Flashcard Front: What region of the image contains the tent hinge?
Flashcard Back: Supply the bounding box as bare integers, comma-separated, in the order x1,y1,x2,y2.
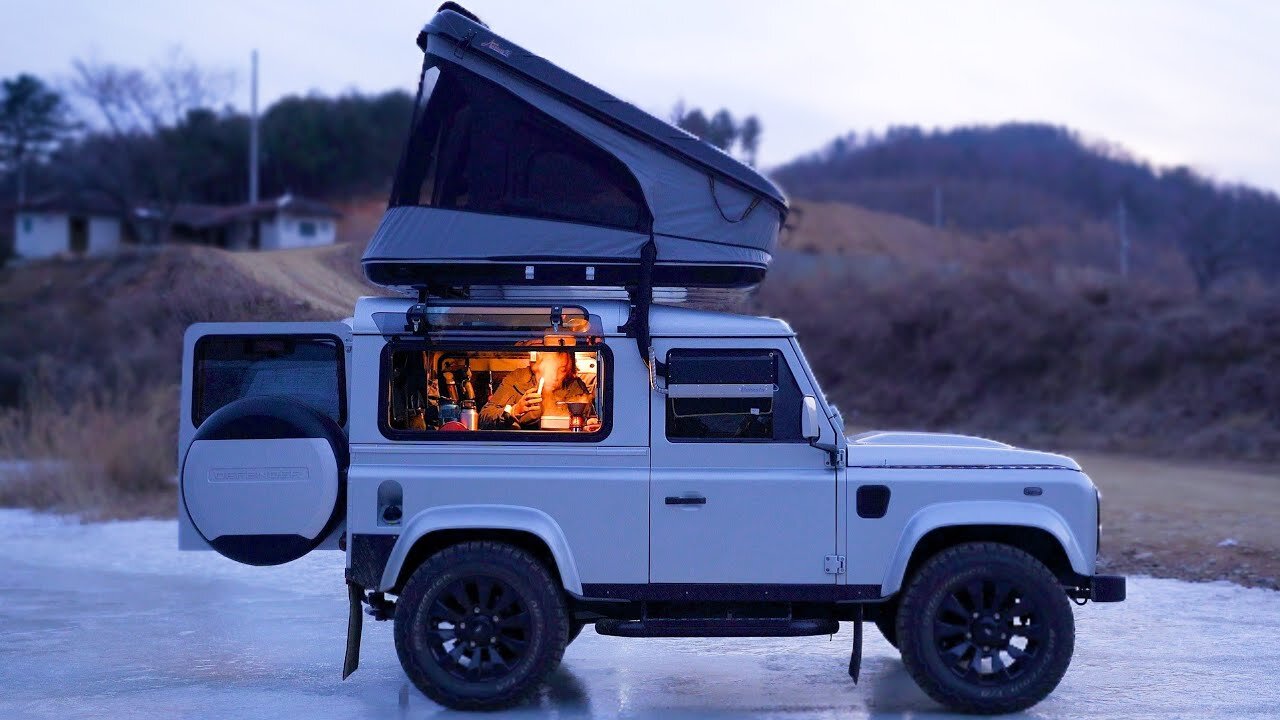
454,29,477,59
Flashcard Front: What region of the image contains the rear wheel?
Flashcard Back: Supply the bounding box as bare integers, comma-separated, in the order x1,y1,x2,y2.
897,542,1074,714
394,541,568,710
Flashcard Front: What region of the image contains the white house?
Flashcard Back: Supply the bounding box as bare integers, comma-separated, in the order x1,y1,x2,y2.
10,192,340,261
168,194,341,251
12,192,123,260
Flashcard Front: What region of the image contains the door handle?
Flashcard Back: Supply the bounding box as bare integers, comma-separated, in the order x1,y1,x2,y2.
665,495,706,505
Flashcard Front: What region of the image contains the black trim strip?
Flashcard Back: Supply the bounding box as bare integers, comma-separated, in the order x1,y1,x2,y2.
579,583,882,603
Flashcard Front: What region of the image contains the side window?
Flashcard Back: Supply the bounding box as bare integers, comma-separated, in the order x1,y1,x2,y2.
193,335,345,427
665,348,805,442
382,343,609,440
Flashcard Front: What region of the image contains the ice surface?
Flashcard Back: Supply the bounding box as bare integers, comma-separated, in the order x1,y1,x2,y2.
1,509,1278,719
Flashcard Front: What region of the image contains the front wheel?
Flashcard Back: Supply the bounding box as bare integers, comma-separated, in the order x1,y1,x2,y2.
897,542,1075,715
394,541,569,711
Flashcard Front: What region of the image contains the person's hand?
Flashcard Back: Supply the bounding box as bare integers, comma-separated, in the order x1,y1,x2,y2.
512,388,541,416
584,417,601,432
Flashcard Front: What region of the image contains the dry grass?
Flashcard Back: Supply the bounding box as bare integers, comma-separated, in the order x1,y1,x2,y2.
0,381,176,519
753,264,1280,461
0,245,327,518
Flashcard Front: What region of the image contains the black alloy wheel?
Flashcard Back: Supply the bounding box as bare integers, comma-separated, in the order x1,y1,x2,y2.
394,541,568,710
897,542,1075,714
425,575,531,682
932,576,1045,683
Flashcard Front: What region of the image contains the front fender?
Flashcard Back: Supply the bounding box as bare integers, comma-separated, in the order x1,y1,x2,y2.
378,504,583,594
880,501,1092,596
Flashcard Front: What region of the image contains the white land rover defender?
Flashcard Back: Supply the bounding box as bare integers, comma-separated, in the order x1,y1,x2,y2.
177,4,1125,715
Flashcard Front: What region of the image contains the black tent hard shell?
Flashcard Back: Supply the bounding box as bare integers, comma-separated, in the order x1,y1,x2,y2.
362,4,788,294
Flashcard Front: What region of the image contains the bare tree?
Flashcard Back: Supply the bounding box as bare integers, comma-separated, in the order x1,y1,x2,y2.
65,49,234,243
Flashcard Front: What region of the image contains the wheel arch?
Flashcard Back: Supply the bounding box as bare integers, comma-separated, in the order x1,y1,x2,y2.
881,502,1092,596
379,505,582,595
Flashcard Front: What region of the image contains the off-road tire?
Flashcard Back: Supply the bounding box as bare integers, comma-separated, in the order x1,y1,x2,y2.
897,542,1074,715
873,598,900,650
394,541,568,711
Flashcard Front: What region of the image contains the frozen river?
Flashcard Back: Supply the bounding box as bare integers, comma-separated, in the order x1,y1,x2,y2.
2,510,1278,719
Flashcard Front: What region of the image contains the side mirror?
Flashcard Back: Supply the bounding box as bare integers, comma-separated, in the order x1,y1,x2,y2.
802,395,821,440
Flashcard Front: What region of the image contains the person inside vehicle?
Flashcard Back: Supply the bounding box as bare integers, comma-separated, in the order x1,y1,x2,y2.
480,351,599,431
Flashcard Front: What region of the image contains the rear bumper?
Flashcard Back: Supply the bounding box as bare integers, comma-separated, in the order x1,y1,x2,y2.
1090,574,1127,602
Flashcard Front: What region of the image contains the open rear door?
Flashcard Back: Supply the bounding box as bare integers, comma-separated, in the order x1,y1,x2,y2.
178,322,351,566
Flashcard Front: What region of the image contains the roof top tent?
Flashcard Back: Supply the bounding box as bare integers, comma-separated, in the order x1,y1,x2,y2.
361,3,788,297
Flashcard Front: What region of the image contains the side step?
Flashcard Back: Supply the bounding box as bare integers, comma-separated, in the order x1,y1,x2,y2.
595,617,839,638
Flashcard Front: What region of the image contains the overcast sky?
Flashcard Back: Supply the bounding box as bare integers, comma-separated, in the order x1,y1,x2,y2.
3,1,1278,191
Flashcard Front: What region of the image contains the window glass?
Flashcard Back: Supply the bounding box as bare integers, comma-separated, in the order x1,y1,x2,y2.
390,59,650,232
385,344,606,437
299,221,317,237
665,349,804,442
22,217,33,234
193,336,344,426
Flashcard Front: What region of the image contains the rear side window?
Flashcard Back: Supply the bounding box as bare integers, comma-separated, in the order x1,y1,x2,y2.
665,349,804,442
193,335,345,427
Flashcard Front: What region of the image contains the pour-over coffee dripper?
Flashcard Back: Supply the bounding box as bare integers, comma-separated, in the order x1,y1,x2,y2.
559,396,594,432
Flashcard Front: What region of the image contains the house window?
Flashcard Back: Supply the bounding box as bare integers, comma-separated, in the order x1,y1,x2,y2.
21,217,33,234
381,343,609,441
299,221,317,237
665,348,805,442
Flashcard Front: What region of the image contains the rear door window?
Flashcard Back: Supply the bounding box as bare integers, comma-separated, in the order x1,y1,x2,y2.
192,335,346,427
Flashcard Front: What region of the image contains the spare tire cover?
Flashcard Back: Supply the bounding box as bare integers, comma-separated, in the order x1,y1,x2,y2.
182,396,348,566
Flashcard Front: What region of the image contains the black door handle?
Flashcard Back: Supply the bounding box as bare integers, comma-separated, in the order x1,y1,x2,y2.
665,495,706,505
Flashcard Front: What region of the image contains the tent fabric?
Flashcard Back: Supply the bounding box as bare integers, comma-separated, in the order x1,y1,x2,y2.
362,6,787,292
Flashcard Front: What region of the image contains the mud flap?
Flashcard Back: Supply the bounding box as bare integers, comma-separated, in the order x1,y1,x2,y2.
847,606,863,683
343,582,363,679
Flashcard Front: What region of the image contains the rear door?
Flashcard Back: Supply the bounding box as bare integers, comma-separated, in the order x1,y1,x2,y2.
178,322,351,564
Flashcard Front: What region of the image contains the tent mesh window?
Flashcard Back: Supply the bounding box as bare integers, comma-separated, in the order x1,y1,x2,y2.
392,60,651,233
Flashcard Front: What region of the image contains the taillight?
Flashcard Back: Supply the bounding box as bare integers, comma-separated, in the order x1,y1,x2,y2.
1095,487,1103,555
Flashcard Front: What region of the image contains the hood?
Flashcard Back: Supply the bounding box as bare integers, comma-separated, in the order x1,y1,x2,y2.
845,431,1081,470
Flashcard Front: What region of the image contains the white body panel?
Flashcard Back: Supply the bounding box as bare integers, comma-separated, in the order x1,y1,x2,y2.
180,297,1104,601
377,504,584,593
346,329,650,587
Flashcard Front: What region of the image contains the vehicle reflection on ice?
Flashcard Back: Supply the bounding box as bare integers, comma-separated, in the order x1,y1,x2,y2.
1,510,1277,719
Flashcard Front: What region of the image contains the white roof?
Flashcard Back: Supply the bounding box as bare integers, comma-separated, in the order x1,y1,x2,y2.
351,296,792,338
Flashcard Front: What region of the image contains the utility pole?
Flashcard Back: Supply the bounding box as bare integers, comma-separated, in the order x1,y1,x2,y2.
248,50,260,205
1116,200,1129,279
933,184,943,229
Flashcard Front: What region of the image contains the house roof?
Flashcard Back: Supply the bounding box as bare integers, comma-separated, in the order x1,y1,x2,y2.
145,194,344,230
17,191,122,217
19,192,342,231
